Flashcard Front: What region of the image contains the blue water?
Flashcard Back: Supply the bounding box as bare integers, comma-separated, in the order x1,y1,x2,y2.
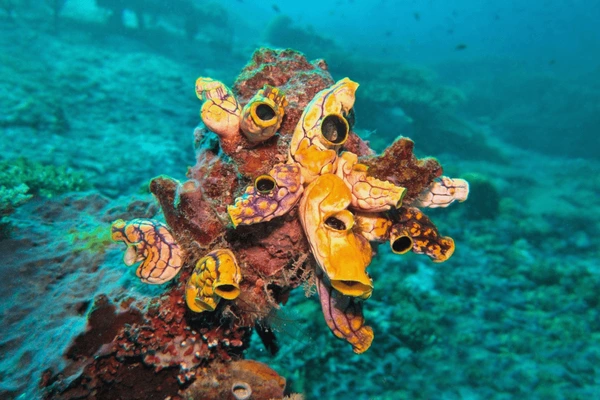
233,0,600,68
1,1,599,399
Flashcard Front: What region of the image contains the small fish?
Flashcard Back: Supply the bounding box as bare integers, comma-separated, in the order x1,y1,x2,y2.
413,12,420,21
385,30,393,37
548,59,556,65
272,4,281,13
455,43,467,50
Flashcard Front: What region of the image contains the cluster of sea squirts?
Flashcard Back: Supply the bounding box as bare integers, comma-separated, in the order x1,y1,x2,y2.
111,71,469,354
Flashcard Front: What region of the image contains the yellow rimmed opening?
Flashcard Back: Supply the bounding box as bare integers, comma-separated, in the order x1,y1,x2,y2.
250,101,278,127
390,233,413,254
320,113,349,145
254,174,277,194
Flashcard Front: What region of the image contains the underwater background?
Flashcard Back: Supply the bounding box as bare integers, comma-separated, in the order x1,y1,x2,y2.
1,0,599,399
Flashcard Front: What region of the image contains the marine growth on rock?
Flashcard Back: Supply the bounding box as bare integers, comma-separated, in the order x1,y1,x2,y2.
64,48,469,398
120,48,469,352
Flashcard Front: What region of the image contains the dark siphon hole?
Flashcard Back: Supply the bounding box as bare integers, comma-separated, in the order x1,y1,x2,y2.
255,103,276,121
256,177,275,193
392,236,413,253
325,216,346,230
217,284,235,292
321,114,348,144
340,280,358,287
233,383,248,391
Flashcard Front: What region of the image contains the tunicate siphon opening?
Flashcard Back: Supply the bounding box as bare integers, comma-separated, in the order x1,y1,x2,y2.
217,284,235,292
332,279,373,299
192,296,218,312
321,113,349,145
325,216,346,230
324,210,354,232
215,283,240,300
254,175,276,193
391,235,413,254
255,103,276,121
232,381,252,400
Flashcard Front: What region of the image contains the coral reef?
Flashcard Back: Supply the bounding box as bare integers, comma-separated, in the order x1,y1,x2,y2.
0,157,89,200
43,48,467,398
0,183,30,218
3,7,598,398
0,157,90,236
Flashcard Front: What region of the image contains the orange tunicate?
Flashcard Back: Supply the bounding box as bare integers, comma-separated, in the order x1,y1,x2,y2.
111,218,183,284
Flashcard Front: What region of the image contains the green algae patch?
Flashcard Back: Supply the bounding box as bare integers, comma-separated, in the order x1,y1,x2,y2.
68,224,113,256
0,157,91,237
0,157,91,214
0,157,90,199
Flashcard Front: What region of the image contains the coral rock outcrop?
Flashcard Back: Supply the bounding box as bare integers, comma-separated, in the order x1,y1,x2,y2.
45,47,468,399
